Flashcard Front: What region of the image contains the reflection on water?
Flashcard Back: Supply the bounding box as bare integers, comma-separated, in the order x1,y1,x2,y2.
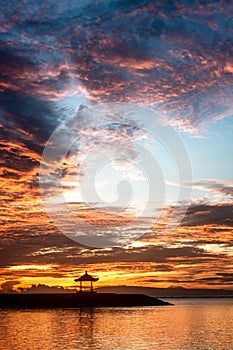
0,299,232,350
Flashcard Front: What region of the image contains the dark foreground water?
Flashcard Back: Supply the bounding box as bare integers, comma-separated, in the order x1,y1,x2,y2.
0,298,232,350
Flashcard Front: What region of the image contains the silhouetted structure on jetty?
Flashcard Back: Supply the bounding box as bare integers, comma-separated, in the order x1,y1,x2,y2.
74,271,99,293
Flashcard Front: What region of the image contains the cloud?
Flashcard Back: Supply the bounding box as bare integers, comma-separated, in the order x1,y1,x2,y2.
182,202,233,226
17,284,74,294
0,1,232,132
0,280,20,293
180,179,233,197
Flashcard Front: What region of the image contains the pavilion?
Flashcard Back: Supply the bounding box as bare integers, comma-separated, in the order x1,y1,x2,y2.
74,271,99,293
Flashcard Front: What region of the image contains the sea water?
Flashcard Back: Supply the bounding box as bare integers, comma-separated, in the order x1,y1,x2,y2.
0,298,232,349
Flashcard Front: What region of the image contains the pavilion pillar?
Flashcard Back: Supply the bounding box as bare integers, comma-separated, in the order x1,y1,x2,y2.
91,281,93,292
80,281,82,292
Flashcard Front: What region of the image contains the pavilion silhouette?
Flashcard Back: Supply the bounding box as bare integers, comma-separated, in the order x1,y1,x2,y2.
74,271,99,293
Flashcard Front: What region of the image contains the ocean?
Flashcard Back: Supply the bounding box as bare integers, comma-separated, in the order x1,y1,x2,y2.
0,298,232,349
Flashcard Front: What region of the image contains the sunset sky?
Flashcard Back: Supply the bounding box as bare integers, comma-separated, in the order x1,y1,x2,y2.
0,0,232,292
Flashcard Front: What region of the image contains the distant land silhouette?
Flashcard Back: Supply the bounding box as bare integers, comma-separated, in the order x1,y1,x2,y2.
97,286,233,298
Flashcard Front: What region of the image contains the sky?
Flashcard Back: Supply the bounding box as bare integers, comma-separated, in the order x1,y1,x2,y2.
0,0,232,292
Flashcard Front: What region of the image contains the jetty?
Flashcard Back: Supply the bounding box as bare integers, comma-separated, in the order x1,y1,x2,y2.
0,292,171,308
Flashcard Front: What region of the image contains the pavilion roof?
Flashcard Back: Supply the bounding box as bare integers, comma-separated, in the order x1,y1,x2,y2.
74,271,99,282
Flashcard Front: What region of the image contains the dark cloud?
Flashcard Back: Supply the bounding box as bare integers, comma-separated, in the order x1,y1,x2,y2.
197,274,233,284
216,272,233,283
0,90,63,140
182,203,233,226
0,280,20,293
